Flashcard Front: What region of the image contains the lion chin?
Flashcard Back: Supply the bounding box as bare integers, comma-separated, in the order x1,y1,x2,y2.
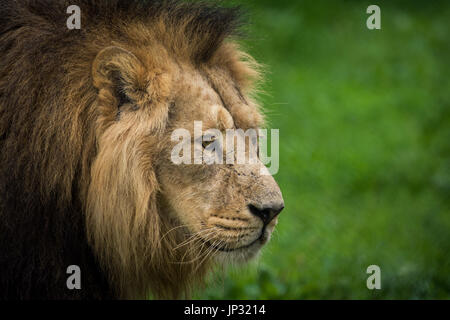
0,0,284,300
212,226,276,264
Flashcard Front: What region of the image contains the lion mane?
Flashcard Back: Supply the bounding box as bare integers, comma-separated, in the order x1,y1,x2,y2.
0,0,259,299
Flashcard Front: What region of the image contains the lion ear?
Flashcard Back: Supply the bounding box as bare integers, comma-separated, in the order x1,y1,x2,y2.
92,46,146,107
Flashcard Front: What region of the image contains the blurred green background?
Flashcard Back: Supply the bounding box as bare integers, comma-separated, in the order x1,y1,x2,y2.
195,0,450,299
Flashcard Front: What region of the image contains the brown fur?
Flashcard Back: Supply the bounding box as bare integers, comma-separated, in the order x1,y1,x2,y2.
0,0,283,299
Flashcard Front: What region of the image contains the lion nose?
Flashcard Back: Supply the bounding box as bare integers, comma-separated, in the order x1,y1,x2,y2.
248,202,284,225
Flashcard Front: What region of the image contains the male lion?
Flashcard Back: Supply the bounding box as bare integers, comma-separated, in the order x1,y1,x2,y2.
0,0,284,299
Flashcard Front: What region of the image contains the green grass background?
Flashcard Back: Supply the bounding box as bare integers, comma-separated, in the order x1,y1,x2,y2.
195,0,450,299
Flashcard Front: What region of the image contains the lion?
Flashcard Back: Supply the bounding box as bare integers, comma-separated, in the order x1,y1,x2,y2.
0,0,284,299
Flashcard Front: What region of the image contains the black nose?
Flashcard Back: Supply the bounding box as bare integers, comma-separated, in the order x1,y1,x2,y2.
248,203,284,225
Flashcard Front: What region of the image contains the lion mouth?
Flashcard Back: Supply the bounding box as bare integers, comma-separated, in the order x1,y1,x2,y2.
199,229,268,252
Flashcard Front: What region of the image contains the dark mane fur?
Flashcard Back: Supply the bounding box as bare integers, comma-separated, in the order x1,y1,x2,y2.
0,0,244,62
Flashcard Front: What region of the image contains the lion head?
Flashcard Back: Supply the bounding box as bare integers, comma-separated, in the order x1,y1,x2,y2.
0,0,283,299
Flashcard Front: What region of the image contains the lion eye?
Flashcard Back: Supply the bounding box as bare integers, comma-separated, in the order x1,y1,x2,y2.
202,136,216,149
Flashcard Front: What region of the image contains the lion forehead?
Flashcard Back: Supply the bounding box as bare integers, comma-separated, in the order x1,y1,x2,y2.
169,66,261,131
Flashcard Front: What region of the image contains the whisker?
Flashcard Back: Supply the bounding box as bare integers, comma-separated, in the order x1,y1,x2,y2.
194,238,223,273
173,239,210,264
160,222,204,241
173,227,218,251
172,228,221,264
